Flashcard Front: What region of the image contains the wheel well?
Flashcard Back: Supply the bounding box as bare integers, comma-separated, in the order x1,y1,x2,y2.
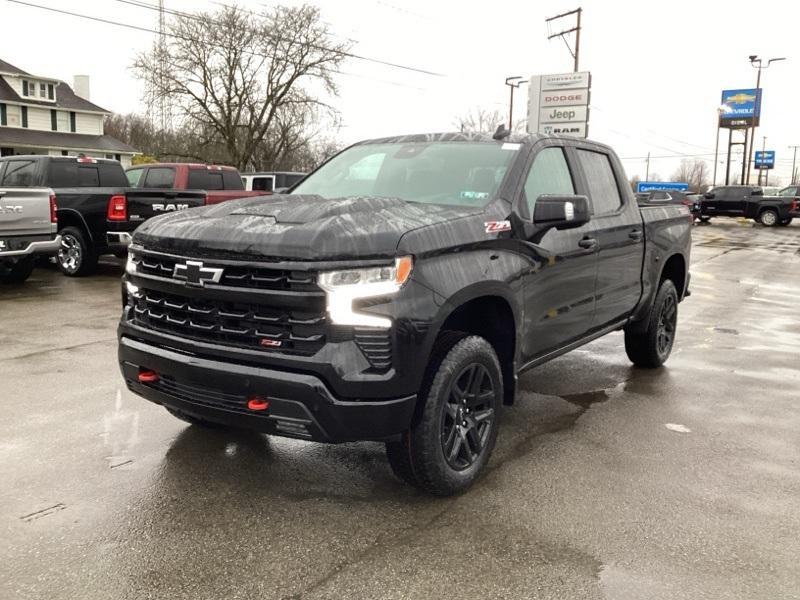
440,296,516,404
57,211,92,242
660,254,686,299
757,206,778,218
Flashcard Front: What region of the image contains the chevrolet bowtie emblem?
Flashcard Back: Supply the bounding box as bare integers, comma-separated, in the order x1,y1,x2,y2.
725,93,756,105
173,260,224,287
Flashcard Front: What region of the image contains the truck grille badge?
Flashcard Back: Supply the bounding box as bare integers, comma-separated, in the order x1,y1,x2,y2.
173,260,224,287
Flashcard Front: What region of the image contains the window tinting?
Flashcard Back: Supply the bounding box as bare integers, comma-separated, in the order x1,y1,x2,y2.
252,176,274,192
523,147,575,215
1,159,37,186
48,162,78,187
126,168,144,187
576,149,622,215
78,166,100,187
98,163,128,187
143,167,175,188
222,169,244,190
187,169,224,190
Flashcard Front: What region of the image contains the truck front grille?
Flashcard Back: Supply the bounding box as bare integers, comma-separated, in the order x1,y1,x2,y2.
131,289,326,354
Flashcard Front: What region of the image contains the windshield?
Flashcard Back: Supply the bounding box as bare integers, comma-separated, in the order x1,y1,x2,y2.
292,141,519,207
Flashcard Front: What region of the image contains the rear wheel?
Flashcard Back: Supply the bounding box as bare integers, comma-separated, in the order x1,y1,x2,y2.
759,209,779,227
778,218,793,226
699,216,711,223
57,226,97,276
624,279,678,368
0,257,35,284
385,334,501,496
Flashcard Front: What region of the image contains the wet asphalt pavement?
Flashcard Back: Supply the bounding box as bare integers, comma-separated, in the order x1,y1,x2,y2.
1,220,799,600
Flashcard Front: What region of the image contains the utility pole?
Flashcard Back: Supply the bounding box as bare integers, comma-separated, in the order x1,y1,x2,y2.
790,145,799,185
760,135,767,186
746,55,786,184
504,76,526,132
645,152,650,181
546,8,582,72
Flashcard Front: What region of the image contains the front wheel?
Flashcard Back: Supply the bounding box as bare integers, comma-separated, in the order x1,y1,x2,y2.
624,279,678,368
386,334,501,496
0,257,35,284
778,218,793,226
759,209,779,227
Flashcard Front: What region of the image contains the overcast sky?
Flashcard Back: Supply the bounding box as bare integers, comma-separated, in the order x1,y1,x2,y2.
3,0,799,183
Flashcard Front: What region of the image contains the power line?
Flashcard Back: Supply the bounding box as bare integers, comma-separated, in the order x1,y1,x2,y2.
111,0,443,77
3,0,434,91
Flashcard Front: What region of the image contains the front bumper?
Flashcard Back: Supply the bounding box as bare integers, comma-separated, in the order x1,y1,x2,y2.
0,234,61,258
119,336,417,443
106,231,132,249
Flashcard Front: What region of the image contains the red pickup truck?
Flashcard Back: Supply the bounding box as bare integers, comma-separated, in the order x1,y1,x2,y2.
125,163,266,205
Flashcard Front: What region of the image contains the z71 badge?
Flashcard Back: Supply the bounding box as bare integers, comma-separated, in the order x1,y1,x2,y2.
484,220,511,233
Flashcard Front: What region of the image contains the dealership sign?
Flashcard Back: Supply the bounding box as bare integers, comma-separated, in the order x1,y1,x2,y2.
754,150,775,169
719,88,762,128
636,182,689,193
528,71,591,138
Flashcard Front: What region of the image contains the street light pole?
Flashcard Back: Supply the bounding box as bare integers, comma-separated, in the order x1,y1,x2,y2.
790,145,799,185
746,55,786,184
504,76,526,132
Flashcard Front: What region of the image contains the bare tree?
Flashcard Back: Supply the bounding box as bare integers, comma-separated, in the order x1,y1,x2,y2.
629,174,641,192
133,5,348,170
671,158,711,192
454,107,525,133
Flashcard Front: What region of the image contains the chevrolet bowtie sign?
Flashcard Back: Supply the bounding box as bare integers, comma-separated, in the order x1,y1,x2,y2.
173,260,224,287
527,71,591,139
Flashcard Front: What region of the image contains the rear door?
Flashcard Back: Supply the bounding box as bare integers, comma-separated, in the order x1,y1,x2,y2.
574,147,643,329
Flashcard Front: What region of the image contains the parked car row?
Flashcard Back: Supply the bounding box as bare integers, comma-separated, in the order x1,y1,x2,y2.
637,184,800,227
0,156,282,282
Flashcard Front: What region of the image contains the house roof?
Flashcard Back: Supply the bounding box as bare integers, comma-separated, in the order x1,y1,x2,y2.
0,58,111,113
0,128,137,154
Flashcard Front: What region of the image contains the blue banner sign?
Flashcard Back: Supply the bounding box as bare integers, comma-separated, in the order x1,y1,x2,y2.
636,182,689,193
720,88,762,126
754,150,775,169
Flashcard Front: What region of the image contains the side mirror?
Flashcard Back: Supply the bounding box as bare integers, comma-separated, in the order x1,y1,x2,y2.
533,195,590,230
704,192,715,199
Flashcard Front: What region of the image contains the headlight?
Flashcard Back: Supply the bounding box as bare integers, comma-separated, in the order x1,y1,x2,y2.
125,252,137,275
318,256,413,328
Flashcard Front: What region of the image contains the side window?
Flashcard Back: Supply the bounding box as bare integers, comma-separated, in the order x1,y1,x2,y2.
252,177,273,192
576,149,623,215
523,147,575,215
187,169,224,190
77,166,100,187
222,170,244,190
126,168,144,187
143,167,175,189
1,159,37,186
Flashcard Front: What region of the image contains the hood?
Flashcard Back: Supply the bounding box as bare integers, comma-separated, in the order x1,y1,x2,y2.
132,194,482,261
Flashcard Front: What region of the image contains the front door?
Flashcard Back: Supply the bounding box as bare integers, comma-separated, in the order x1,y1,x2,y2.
574,148,643,328
518,144,599,362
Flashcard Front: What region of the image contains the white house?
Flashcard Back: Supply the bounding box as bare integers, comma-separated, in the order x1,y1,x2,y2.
0,58,136,168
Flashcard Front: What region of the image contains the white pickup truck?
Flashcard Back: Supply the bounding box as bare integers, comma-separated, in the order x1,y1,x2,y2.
0,187,61,283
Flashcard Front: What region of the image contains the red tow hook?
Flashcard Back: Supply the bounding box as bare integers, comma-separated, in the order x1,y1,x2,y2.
247,396,269,411
137,369,159,383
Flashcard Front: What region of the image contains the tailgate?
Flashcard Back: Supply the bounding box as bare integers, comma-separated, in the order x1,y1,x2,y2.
125,190,207,224
0,187,54,236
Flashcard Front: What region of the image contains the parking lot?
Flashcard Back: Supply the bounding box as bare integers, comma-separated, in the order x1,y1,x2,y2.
1,220,799,600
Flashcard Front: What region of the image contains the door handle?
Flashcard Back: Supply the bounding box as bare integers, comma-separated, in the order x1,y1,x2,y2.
578,237,598,250
629,230,643,241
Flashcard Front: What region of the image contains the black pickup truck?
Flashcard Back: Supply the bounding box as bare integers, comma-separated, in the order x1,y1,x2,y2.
119,132,692,495
0,156,206,276
698,185,799,226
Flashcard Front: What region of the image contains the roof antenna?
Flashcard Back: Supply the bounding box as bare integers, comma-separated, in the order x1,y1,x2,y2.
493,124,511,140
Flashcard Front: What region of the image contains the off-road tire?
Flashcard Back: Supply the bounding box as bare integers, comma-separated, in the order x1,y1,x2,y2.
386,333,502,496
57,226,98,276
625,279,679,368
0,257,35,284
